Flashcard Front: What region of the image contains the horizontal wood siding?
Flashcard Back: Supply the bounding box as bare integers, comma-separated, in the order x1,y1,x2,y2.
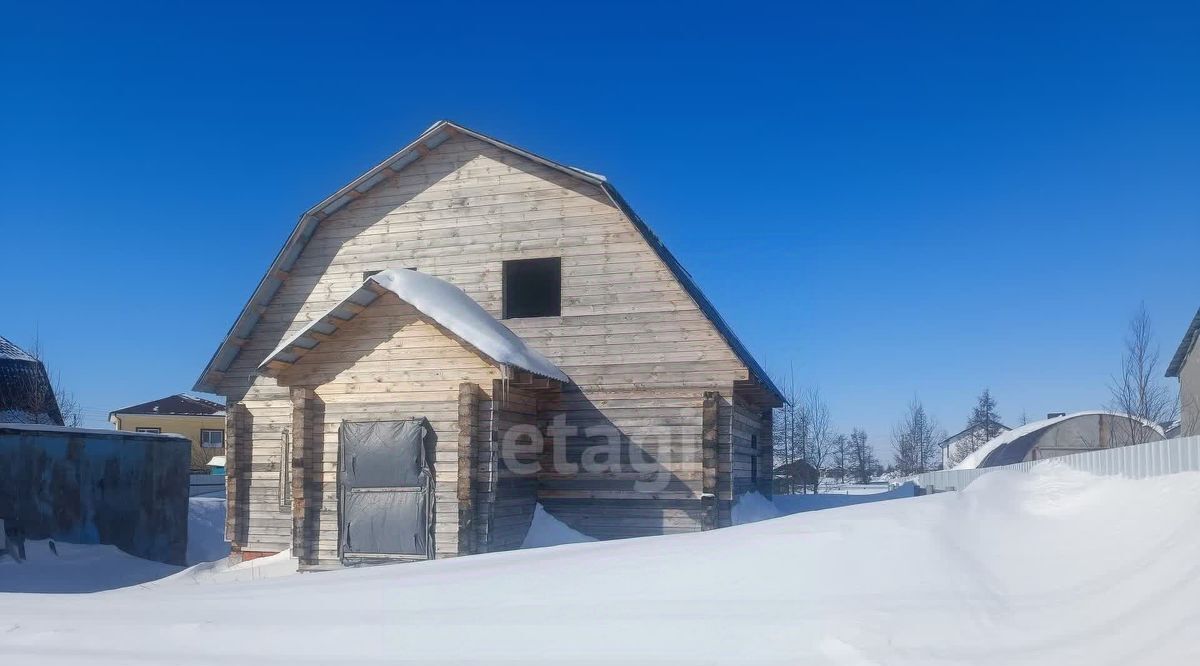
278,296,501,565
479,382,540,552
215,131,752,551
731,396,769,498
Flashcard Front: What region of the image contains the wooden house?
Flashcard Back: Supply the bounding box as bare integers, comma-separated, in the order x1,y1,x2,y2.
194,121,783,568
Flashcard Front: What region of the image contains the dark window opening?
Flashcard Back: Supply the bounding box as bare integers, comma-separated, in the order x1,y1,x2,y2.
750,434,759,482
503,258,561,318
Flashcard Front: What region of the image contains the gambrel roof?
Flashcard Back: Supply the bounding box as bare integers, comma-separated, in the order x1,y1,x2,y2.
193,121,783,402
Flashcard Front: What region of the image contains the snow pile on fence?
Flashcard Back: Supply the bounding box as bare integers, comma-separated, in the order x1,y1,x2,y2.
4,464,1200,664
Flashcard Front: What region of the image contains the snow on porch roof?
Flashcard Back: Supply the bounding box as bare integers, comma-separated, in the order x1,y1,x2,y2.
259,269,570,383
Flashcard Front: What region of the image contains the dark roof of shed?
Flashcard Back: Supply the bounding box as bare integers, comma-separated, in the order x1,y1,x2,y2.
0,335,63,426
1166,307,1200,378
110,393,226,417
0,336,37,362
193,120,785,405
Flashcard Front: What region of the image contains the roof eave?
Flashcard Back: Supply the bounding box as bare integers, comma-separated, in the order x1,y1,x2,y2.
1165,307,1200,378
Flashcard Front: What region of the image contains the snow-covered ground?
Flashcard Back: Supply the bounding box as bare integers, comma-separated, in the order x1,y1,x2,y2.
3,464,1200,664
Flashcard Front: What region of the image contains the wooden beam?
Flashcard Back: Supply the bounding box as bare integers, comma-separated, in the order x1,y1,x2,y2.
457,382,479,556
701,391,720,531
290,386,314,565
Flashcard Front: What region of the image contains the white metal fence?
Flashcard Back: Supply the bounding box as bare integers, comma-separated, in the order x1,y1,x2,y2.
912,434,1200,492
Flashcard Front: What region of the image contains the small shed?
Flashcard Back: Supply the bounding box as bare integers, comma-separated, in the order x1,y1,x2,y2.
956,411,1166,469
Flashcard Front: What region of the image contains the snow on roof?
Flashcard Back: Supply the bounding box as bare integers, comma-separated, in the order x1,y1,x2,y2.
110,393,227,417
0,422,190,440
0,335,37,362
937,421,1012,448
953,411,1166,470
262,269,570,383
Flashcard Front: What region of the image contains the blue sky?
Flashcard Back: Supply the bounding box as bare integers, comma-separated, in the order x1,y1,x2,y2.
2,1,1197,454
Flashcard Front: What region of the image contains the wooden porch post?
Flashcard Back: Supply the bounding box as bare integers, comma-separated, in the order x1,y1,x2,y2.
290,386,314,564
224,402,247,547
457,382,479,555
701,391,720,530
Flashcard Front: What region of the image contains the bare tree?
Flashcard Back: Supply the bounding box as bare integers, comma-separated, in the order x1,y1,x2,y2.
771,370,804,494
771,379,837,494
1109,303,1177,444
892,398,944,476
27,336,84,427
829,433,849,484
800,388,834,493
848,428,877,483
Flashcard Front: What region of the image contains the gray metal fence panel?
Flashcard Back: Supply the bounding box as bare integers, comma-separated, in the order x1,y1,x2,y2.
913,435,1200,492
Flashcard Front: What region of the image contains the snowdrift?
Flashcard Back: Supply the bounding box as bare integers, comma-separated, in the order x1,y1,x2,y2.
3,465,1199,664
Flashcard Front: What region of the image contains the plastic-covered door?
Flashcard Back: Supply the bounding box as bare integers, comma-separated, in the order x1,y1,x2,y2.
339,419,433,561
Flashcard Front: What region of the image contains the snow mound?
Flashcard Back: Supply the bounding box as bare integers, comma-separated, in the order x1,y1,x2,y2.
5,467,1200,664
187,497,231,565
731,491,782,524
0,540,181,593
521,503,597,548
161,549,300,586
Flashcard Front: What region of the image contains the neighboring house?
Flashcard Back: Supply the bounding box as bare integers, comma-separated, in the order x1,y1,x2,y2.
109,394,227,472
194,120,783,568
773,459,819,494
937,422,1011,469
0,335,62,425
1166,307,1200,437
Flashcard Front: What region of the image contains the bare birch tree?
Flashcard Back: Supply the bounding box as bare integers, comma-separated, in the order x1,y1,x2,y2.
801,388,834,493
1109,303,1177,444
772,370,804,494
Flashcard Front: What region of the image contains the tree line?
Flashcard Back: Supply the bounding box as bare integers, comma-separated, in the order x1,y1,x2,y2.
771,302,1186,493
